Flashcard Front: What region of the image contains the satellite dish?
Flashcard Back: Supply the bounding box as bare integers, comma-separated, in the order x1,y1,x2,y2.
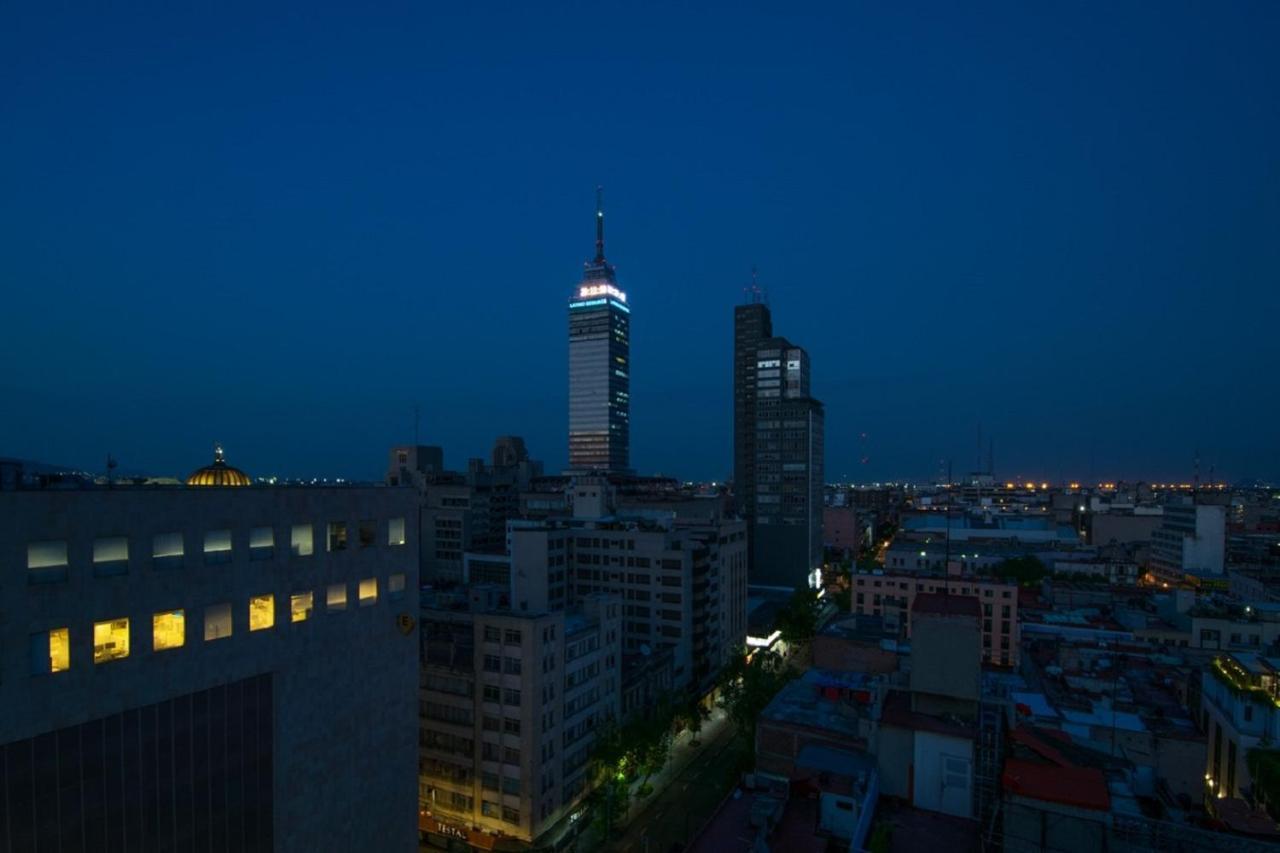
640,644,652,656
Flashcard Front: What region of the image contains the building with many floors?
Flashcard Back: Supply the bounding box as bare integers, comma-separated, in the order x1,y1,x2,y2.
508,478,748,694
732,292,824,590
567,189,630,474
417,586,620,851
1150,499,1226,584
1,478,420,852
850,570,1020,667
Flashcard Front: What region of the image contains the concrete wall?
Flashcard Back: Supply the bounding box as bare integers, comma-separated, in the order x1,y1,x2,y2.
910,613,981,705
811,634,899,674
911,731,974,819
1,486,420,852
1002,797,1108,853
875,724,914,799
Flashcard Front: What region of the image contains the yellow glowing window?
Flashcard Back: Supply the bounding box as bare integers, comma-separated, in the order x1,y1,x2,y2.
31,628,71,674
249,594,275,631
204,603,232,641
152,610,185,651
50,627,70,672
359,578,378,606
326,583,347,611
290,591,313,623
93,618,130,663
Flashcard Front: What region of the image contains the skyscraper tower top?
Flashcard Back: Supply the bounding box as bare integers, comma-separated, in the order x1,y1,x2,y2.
581,186,617,286
568,188,631,474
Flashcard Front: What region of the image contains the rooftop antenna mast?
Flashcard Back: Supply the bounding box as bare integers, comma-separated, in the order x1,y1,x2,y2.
1193,448,1201,505
744,264,767,305
594,185,605,263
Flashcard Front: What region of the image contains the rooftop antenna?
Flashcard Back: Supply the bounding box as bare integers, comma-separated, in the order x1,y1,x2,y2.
744,264,766,305
594,185,605,263
1193,448,1201,504
106,453,117,488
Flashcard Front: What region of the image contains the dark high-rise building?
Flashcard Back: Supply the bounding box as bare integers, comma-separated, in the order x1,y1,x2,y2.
568,188,631,473
733,295,773,517
732,291,824,589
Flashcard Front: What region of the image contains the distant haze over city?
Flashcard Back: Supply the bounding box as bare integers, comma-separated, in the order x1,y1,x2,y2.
2,4,1276,484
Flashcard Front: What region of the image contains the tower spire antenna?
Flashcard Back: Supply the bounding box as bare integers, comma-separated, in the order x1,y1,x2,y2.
594,185,605,263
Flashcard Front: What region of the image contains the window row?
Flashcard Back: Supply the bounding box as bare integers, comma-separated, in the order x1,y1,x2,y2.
27,517,407,580
28,573,406,674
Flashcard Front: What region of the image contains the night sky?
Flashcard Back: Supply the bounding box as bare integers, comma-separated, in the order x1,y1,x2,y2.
2,3,1277,484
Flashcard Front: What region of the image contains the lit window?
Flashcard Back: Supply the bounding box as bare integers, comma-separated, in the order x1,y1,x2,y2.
358,520,376,548
93,618,130,663
27,540,68,582
388,573,406,599
28,540,68,569
291,591,314,622
291,524,314,557
152,610,185,651
249,594,275,630
250,526,274,561
152,532,184,569
327,522,348,552
204,603,232,640
204,529,232,564
92,537,129,576
327,583,347,611
388,517,406,546
29,628,70,674
359,578,377,606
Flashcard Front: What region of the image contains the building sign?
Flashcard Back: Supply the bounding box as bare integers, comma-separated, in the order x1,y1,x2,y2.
420,814,500,850
578,284,627,302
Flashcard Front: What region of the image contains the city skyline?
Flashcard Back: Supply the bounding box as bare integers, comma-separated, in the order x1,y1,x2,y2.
2,4,1277,484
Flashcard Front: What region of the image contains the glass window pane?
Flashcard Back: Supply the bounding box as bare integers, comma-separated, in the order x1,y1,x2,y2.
204,603,232,641
153,532,184,558
327,522,347,552
250,526,274,548
49,627,70,671
291,523,314,557
152,611,185,651
93,618,130,663
290,591,313,623
358,520,375,548
204,530,232,564
28,541,68,569
388,573,406,598
249,594,274,631
388,517,406,546
93,537,129,563
326,584,347,611
359,578,377,605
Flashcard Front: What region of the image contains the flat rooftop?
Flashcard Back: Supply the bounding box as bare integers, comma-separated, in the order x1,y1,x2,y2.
759,668,874,738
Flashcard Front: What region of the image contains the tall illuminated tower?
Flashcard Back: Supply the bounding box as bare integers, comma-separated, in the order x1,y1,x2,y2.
568,188,631,473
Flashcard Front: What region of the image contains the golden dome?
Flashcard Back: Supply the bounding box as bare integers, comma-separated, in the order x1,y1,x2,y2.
187,444,252,487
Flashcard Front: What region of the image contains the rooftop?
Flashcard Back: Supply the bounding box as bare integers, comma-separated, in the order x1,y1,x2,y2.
913,592,981,618
759,668,875,739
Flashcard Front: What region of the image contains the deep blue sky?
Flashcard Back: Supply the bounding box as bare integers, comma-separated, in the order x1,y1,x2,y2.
2,2,1277,484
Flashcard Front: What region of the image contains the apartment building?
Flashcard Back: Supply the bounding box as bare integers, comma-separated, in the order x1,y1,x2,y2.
418,588,620,851
850,571,1020,667
1,483,420,852
388,440,544,584
1150,499,1226,584
507,480,748,694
